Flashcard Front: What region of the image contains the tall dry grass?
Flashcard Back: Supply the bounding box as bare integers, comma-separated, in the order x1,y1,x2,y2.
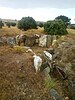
0,26,44,37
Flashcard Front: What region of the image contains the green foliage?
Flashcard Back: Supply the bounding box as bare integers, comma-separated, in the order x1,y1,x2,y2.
0,20,4,28
11,22,16,26
45,78,56,89
17,16,37,31
44,19,68,35
6,22,11,28
6,22,16,28
55,15,71,27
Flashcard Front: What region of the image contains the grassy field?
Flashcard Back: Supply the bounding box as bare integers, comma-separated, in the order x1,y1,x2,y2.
0,26,44,37
0,26,75,37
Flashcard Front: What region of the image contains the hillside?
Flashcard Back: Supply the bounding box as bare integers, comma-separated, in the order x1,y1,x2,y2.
0,27,75,99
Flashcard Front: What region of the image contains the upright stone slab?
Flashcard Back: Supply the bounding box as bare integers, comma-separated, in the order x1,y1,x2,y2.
46,35,52,47
52,35,57,41
34,34,39,45
39,35,47,47
25,36,35,47
16,34,27,46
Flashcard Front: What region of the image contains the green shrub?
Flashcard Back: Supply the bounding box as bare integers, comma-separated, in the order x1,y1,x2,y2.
44,19,68,35
0,20,4,28
55,15,71,27
17,16,37,31
5,22,16,28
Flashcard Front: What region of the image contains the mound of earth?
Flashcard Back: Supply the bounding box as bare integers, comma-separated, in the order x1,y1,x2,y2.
0,46,51,100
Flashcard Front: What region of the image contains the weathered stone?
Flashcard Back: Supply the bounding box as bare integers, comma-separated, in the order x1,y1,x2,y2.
47,48,55,55
25,36,35,47
7,37,16,46
16,34,27,46
40,61,49,71
50,89,62,100
65,97,69,100
68,77,75,100
39,35,54,47
34,34,39,45
43,67,50,77
39,35,47,47
46,35,52,47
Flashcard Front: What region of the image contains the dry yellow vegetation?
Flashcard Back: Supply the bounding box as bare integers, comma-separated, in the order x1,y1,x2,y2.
0,26,75,37
0,26,44,37
0,27,75,99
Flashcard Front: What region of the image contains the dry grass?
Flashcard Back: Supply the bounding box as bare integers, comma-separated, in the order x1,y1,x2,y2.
0,45,52,100
0,26,75,37
0,26,44,37
0,28,75,99
0,27,22,37
67,29,75,34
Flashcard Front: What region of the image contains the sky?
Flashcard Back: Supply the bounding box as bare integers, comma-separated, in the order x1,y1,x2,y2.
0,0,75,23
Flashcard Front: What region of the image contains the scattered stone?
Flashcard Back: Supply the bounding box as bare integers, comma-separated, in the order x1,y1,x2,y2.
44,67,50,77
47,47,55,55
7,37,16,46
25,36,35,47
40,61,50,71
68,77,75,100
46,35,52,47
65,97,69,100
34,34,40,45
49,89,62,100
16,34,27,46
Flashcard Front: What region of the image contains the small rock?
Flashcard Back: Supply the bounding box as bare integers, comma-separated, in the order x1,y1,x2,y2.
7,37,16,46
65,97,69,100
49,89,62,100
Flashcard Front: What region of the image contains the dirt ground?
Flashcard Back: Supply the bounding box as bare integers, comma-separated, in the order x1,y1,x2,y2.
0,45,53,100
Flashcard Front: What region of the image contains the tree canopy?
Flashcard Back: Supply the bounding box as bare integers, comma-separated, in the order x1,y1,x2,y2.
17,16,37,31
44,19,68,35
0,20,4,28
6,22,16,28
55,15,71,27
